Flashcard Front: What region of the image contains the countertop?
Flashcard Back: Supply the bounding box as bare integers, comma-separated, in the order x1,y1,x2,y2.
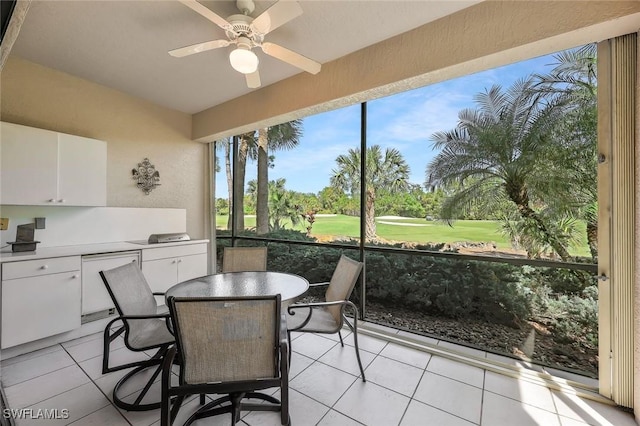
0,239,210,263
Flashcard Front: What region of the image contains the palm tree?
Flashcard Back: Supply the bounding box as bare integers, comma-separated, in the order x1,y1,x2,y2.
267,178,301,231
222,121,302,234
233,132,255,232
331,145,410,241
215,138,233,230
256,120,302,234
426,78,573,261
532,44,598,261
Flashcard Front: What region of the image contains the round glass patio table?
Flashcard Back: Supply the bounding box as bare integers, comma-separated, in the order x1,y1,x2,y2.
165,271,309,304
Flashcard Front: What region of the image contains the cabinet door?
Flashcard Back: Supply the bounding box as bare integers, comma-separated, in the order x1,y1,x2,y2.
81,252,140,315
58,133,107,206
177,253,208,282
0,122,58,205
2,271,81,348
141,258,177,295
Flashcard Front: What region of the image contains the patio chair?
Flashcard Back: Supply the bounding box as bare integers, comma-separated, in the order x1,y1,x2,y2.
99,262,175,411
222,246,268,272
286,255,366,381
161,295,289,426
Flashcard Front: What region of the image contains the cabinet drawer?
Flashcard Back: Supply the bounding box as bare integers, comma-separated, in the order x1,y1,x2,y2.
142,243,207,261
2,256,81,280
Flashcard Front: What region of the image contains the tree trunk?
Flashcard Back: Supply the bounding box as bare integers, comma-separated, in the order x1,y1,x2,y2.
224,141,233,230
365,188,376,242
586,221,598,262
234,135,249,232
256,128,269,234
506,182,571,261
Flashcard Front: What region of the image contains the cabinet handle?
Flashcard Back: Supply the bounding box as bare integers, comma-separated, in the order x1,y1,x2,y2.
178,259,182,263
41,265,49,270
72,274,79,279
171,260,177,264
58,199,65,203
48,199,56,203
131,259,137,263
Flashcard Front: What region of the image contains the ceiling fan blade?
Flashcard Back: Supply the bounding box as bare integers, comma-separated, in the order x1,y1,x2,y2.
169,39,231,57
245,70,261,88
261,42,321,74
178,0,233,31
250,1,303,35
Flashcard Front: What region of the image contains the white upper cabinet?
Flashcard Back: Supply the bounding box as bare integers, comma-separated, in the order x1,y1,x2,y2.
0,122,107,206
0,122,58,205
57,133,107,206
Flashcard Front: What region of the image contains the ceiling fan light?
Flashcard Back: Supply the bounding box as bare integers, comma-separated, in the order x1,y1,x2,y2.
229,47,259,74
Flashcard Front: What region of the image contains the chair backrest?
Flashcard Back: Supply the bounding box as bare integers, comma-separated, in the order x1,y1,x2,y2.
99,262,158,338
168,295,281,385
222,246,268,272
325,255,363,324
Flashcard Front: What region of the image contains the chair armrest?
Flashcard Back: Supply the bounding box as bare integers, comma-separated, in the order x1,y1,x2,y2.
308,281,330,288
118,313,170,320
288,300,350,311
287,300,355,332
104,312,172,339
152,292,166,296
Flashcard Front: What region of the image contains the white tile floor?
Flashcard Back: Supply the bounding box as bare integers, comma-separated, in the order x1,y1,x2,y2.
1,326,636,426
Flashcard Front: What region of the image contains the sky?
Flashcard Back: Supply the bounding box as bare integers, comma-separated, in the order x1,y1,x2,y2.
215,52,562,199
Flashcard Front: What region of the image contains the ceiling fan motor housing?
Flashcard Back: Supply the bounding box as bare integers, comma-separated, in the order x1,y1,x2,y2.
226,14,262,44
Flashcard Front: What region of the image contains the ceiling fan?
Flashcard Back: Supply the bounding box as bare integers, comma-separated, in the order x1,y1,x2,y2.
170,0,321,88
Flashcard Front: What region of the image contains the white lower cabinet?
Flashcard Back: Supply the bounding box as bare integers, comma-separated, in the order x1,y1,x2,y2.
0,242,208,350
1,256,81,349
141,243,208,301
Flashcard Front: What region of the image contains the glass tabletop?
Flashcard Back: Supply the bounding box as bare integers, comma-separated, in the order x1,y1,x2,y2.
165,271,310,304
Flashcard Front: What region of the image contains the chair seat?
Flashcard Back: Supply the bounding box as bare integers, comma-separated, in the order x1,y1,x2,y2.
286,306,339,333
128,318,174,350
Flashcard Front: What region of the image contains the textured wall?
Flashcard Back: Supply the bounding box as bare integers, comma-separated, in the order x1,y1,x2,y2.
193,1,640,141
0,57,206,238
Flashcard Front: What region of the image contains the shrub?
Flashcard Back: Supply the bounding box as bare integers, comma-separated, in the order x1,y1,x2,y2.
530,284,598,347
364,249,530,326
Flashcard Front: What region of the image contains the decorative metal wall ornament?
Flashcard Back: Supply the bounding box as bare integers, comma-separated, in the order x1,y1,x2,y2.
132,158,161,195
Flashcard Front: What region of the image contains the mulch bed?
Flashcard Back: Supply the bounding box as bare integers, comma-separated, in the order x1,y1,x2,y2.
363,302,598,378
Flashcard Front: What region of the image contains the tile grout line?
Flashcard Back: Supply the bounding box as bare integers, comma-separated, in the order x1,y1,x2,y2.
395,355,427,426
408,352,481,426
60,343,134,426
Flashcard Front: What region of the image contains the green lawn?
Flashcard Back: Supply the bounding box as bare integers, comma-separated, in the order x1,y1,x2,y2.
216,214,590,257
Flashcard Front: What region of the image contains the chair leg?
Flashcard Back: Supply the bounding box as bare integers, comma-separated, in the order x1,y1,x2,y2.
114,361,165,411
352,328,366,382
200,394,206,405
169,395,185,425
345,313,366,382
287,330,292,362
161,347,175,426
230,393,244,425
338,330,344,347
280,343,289,426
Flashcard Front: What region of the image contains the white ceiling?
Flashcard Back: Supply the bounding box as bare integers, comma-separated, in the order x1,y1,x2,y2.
10,0,480,114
